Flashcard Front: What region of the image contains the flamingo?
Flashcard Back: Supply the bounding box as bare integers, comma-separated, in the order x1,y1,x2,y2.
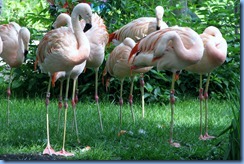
52,12,108,132
52,13,87,143
0,22,30,126
0,37,3,54
108,6,168,45
108,6,168,118
128,26,204,147
80,12,108,132
185,26,228,140
103,37,152,129
36,3,92,156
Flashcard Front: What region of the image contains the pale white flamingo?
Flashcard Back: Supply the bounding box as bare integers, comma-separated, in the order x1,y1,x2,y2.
52,12,108,132
128,26,204,147
103,37,152,129
185,26,227,140
108,6,168,118
36,3,92,156
0,22,30,126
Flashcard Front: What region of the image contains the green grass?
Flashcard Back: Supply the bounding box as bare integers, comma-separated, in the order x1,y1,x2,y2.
0,96,234,160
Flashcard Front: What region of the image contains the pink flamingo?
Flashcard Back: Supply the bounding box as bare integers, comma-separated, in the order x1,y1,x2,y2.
0,36,3,54
128,26,204,147
36,3,92,156
80,13,108,131
0,22,30,126
103,37,152,129
52,13,87,143
52,12,108,132
185,26,228,140
108,6,168,119
108,6,168,45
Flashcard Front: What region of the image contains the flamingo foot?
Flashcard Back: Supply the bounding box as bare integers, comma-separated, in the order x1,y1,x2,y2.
170,142,181,148
199,134,207,140
43,146,56,155
56,149,74,156
204,133,215,140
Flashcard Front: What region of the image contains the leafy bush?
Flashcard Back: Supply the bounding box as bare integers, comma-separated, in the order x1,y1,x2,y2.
0,0,240,104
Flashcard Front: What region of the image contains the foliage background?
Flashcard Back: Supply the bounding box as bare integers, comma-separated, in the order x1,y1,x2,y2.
0,0,240,103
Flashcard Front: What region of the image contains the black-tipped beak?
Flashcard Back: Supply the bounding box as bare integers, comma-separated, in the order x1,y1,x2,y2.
83,23,92,32
24,50,28,60
51,26,55,30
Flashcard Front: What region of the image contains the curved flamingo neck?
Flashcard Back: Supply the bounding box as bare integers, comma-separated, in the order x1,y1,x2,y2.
70,5,90,65
159,30,203,65
17,31,25,61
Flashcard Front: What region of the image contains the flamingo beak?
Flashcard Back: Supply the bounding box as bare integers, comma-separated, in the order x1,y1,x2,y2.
83,23,92,32
24,50,29,61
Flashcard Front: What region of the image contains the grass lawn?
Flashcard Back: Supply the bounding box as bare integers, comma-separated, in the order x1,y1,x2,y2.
0,96,234,160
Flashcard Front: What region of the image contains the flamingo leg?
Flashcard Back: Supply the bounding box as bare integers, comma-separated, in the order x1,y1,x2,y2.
75,79,79,104
140,73,145,118
198,74,205,140
56,76,74,156
6,68,14,126
57,80,64,133
94,67,104,131
71,80,78,131
119,79,124,130
72,78,80,144
129,76,135,124
43,76,56,155
203,73,215,139
169,73,180,147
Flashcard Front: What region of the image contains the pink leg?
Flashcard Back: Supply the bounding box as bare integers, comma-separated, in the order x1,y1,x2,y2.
57,83,63,133
75,89,79,104
169,73,180,147
119,80,124,129
56,77,74,156
43,77,56,155
95,68,103,131
198,87,206,140
203,93,214,140
129,76,135,123
6,68,13,126
203,74,215,140
140,73,145,118
6,88,11,126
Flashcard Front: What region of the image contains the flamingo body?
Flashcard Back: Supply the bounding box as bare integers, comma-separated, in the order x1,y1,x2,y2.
185,26,227,74
104,37,152,128
109,6,168,45
36,3,92,156
129,26,204,147
129,26,204,72
0,22,30,68
106,38,151,79
0,22,30,125
37,27,87,75
52,12,108,131
185,26,227,140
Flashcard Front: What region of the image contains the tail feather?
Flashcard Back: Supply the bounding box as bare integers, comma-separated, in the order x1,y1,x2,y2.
51,72,58,87
108,32,116,45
